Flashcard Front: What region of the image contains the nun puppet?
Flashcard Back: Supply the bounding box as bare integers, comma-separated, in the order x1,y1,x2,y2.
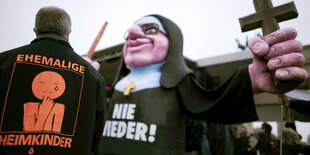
100,15,307,154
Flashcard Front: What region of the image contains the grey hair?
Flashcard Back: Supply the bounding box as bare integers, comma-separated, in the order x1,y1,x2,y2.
35,6,71,37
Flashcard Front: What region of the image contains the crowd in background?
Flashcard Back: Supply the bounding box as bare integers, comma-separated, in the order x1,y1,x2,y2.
230,122,310,155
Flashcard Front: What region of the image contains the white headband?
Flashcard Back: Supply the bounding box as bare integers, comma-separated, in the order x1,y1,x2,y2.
134,16,167,34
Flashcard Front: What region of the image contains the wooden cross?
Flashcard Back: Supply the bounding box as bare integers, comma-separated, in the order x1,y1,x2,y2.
124,81,136,96
239,0,299,89
239,0,298,36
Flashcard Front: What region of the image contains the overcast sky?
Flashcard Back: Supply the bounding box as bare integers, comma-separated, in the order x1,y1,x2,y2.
0,0,309,142
1,0,309,60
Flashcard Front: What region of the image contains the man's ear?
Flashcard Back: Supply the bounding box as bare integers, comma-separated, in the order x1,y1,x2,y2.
33,28,38,36
66,29,72,40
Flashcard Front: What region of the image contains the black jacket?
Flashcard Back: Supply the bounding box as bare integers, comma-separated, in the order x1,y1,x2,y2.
0,33,107,155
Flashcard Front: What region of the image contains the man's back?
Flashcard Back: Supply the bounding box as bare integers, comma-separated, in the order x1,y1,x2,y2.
0,33,106,154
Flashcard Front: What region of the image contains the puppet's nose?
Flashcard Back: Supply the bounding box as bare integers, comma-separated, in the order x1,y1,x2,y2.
126,25,145,40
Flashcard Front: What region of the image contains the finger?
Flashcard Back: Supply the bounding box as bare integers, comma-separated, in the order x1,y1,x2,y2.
48,96,54,103
264,40,303,59
267,53,305,71
83,56,92,64
42,94,47,101
263,27,297,45
47,96,52,102
248,36,269,57
49,99,55,105
92,61,100,71
275,67,308,81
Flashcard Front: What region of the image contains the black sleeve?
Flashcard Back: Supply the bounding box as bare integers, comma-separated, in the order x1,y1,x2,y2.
91,75,107,154
178,66,258,124
290,99,310,115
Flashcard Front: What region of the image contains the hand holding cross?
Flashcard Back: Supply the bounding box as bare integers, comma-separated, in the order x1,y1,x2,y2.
239,0,308,93
248,28,307,94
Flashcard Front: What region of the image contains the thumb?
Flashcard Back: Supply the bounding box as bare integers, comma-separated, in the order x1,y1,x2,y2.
248,36,270,59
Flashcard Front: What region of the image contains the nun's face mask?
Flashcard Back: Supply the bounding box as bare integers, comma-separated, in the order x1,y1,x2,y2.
122,16,169,67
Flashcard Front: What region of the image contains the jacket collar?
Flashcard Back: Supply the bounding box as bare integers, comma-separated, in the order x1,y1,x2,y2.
31,33,72,49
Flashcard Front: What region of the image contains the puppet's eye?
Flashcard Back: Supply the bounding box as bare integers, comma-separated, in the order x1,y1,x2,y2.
144,28,157,34
142,23,159,35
